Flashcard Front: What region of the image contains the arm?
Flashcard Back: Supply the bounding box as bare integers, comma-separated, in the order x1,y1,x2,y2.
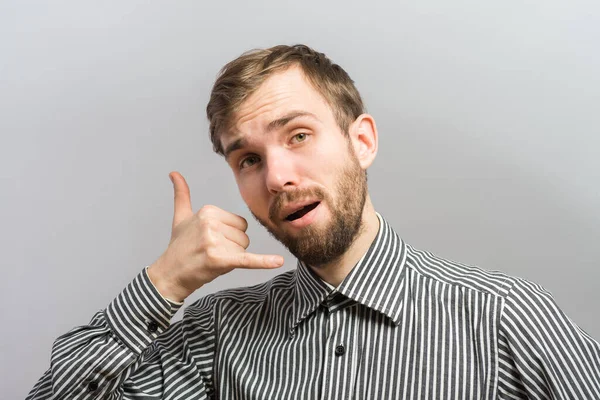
26,172,283,399
26,268,217,399
497,278,600,399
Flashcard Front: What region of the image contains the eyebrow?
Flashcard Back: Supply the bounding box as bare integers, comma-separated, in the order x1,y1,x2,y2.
223,111,318,160
266,111,317,132
223,137,247,160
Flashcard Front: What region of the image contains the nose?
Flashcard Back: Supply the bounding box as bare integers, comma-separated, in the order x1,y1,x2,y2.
265,151,299,195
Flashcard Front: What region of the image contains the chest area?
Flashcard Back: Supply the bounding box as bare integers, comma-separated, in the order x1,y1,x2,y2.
214,298,501,400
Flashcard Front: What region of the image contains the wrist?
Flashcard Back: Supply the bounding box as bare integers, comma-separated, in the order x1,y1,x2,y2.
147,259,190,303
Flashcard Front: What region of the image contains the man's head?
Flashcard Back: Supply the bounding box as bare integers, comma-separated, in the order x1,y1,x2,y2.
206,44,378,267
207,44,365,156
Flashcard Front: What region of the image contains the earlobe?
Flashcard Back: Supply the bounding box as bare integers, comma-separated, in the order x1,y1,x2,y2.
350,114,378,169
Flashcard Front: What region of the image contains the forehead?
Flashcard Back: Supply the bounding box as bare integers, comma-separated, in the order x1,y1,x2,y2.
221,66,334,148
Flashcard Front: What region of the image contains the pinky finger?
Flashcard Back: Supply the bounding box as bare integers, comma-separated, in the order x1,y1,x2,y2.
228,252,284,269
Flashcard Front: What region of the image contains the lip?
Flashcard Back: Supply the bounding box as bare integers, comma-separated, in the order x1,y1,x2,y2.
285,201,321,229
279,199,321,221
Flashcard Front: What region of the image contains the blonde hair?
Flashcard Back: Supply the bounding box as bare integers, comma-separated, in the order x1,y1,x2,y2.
206,44,365,155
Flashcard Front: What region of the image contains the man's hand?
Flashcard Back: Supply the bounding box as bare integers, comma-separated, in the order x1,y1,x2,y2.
147,171,284,302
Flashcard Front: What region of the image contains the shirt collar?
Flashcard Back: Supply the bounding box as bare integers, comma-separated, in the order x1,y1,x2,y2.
289,213,407,333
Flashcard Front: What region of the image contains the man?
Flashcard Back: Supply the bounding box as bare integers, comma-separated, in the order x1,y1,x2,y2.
28,44,600,399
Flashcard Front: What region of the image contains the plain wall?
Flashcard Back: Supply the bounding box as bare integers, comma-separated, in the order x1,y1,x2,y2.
1,0,599,397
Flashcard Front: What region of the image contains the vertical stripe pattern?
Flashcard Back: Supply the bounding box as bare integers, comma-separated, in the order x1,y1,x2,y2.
27,213,600,399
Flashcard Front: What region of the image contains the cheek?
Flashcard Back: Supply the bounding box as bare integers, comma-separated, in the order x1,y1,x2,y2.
307,143,347,179
314,134,348,160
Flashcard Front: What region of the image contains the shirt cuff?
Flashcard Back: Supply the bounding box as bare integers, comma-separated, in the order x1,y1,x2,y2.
104,267,184,354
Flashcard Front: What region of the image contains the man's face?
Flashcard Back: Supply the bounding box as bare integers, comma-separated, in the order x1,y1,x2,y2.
222,66,367,266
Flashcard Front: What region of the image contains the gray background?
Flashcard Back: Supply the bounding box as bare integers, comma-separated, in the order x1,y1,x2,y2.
1,0,599,398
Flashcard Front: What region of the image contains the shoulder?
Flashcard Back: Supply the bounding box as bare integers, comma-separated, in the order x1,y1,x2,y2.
404,243,518,298
501,275,560,319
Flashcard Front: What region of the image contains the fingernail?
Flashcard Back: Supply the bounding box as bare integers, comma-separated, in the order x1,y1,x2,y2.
270,256,284,266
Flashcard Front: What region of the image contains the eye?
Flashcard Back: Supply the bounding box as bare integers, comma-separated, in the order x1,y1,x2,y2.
291,132,309,143
239,155,260,170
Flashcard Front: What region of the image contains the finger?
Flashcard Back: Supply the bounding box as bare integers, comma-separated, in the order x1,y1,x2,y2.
208,207,249,232
224,252,284,270
170,171,193,230
219,223,250,249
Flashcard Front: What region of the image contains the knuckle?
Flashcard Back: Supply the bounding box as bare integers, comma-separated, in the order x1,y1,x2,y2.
197,215,216,231
199,204,216,215
199,234,217,250
199,215,213,228
196,207,208,220
238,253,250,267
204,248,220,264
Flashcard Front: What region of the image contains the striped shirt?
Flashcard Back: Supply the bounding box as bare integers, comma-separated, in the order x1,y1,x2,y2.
27,213,600,399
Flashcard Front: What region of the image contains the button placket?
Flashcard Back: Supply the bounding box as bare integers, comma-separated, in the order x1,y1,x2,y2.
321,308,352,400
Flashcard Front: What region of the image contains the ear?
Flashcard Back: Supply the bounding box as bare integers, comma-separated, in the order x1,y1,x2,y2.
348,114,378,169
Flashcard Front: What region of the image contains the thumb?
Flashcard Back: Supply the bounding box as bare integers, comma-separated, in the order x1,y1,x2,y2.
170,171,193,230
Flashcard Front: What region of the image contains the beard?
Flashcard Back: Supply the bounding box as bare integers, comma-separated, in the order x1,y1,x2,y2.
251,144,368,267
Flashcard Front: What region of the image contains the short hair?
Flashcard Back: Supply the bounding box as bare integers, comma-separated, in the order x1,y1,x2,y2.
206,44,365,156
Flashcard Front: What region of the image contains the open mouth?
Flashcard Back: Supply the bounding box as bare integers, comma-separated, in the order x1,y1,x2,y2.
285,202,320,221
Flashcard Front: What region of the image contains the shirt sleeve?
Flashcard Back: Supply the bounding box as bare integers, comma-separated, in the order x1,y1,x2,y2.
25,268,218,400
497,278,600,399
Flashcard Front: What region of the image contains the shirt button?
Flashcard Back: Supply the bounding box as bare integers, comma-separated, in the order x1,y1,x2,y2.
335,344,346,356
87,381,99,392
147,320,159,333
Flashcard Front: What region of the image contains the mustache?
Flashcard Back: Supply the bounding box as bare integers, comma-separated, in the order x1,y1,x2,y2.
269,187,326,221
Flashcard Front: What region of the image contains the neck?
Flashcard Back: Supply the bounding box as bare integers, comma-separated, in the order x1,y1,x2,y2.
309,195,380,287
